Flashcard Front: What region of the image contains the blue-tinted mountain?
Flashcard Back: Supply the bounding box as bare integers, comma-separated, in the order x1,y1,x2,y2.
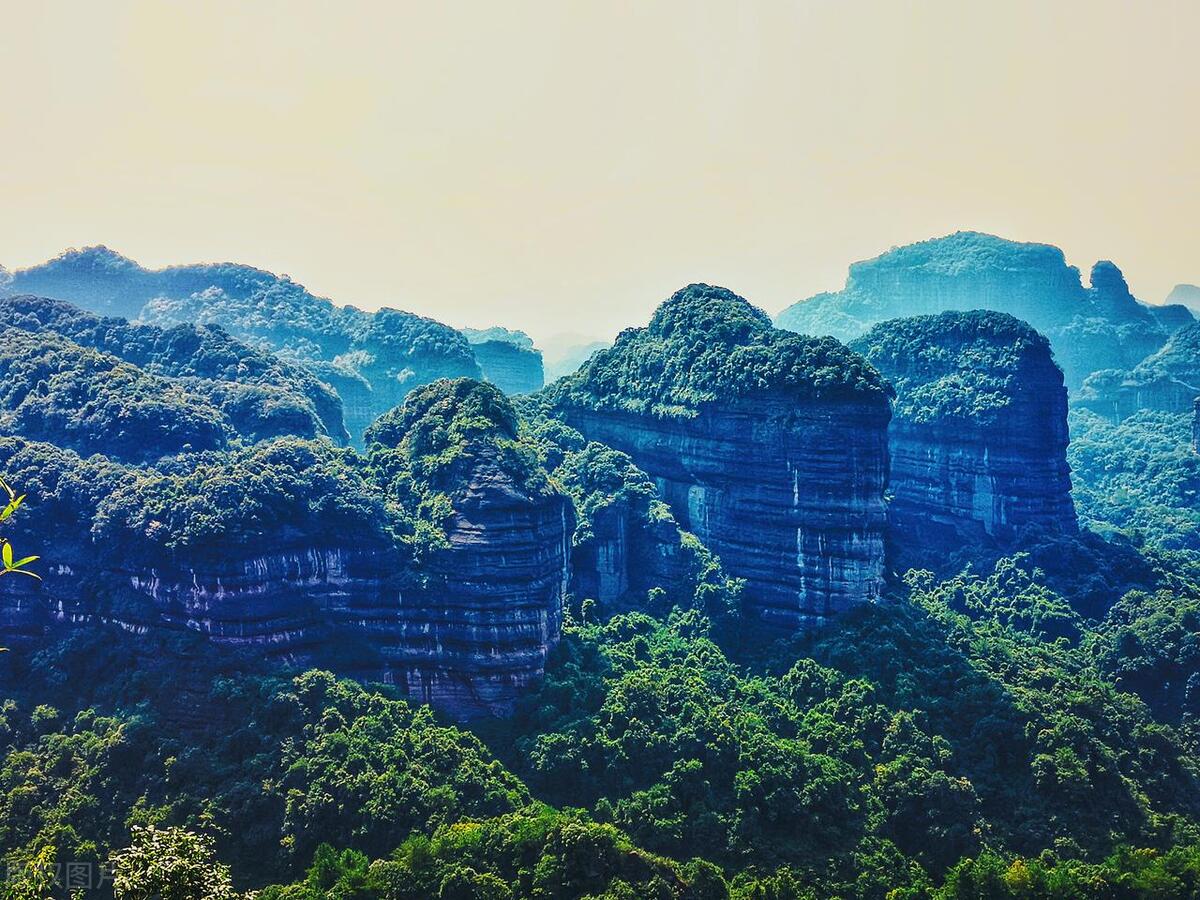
776,232,1188,388
461,326,544,394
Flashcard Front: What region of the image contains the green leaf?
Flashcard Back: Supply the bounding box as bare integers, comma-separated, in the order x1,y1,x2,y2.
2,541,11,567
12,556,38,568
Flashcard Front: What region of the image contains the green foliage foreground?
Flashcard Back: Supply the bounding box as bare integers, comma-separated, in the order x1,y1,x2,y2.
4,548,1200,898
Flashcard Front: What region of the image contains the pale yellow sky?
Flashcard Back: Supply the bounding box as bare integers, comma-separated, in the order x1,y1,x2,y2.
1,0,1196,344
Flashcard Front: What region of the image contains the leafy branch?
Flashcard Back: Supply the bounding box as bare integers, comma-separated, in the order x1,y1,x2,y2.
0,474,40,580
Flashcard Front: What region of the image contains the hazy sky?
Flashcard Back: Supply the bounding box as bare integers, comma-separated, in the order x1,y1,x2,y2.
1,1,1196,345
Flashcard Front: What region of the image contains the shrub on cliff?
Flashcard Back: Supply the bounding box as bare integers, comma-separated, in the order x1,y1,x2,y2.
92,438,398,560
366,378,551,497
1069,408,1200,552
848,310,1059,426
548,284,889,420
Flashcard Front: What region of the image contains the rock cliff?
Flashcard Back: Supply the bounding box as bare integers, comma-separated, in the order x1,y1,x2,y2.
776,232,1183,388
0,382,573,718
849,311,1077,558
516,411,723,615
1077,321,1200,421
463,333,545,394
548,284,891,628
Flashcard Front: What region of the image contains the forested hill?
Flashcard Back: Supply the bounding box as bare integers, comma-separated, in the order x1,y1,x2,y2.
550,282,890,419
0,294,348,444
3,247,482,442
2,255,1200,898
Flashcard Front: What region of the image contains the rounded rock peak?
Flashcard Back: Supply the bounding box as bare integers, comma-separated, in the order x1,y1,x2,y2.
1089,260,1129,293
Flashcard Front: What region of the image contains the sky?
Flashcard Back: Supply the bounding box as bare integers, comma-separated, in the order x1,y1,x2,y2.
1,0,1197,347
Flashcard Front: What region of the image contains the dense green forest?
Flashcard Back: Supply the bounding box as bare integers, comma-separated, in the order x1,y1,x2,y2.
548,284,890,419
5,417,1200,898
1,280,1199,899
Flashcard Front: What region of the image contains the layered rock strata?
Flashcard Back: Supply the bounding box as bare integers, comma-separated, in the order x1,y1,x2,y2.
549,284,891,628
0,378,573,718
850,311,1077,553
404,455,571,714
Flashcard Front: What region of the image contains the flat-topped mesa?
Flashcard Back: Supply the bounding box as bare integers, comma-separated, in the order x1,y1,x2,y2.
777,232,1087,341
462,328,545,394
548,284,891,628
849,310,1077,554
365,378,573,716
775,232,1181,388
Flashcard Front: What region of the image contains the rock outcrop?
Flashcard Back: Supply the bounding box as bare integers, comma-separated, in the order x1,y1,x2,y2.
403,452,571,714
849,311,1077,557
0,381,573,718
549,284,891,628
776,232,1183,388
1076,321,1200,421
465,334,545,394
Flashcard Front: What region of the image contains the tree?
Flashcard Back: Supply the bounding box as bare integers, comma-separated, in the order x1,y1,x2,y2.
0,475,39,580
109,825,242,900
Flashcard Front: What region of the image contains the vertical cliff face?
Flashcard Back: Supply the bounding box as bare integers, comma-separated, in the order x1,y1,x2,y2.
850,311,1077,557
1,384,573,718
517,423,715,614
469,340,545,394
395,455,571,716
364,378,573,716
548,284,891,628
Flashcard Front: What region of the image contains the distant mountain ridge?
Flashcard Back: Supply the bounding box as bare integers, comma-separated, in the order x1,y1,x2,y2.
775,231,1193,388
